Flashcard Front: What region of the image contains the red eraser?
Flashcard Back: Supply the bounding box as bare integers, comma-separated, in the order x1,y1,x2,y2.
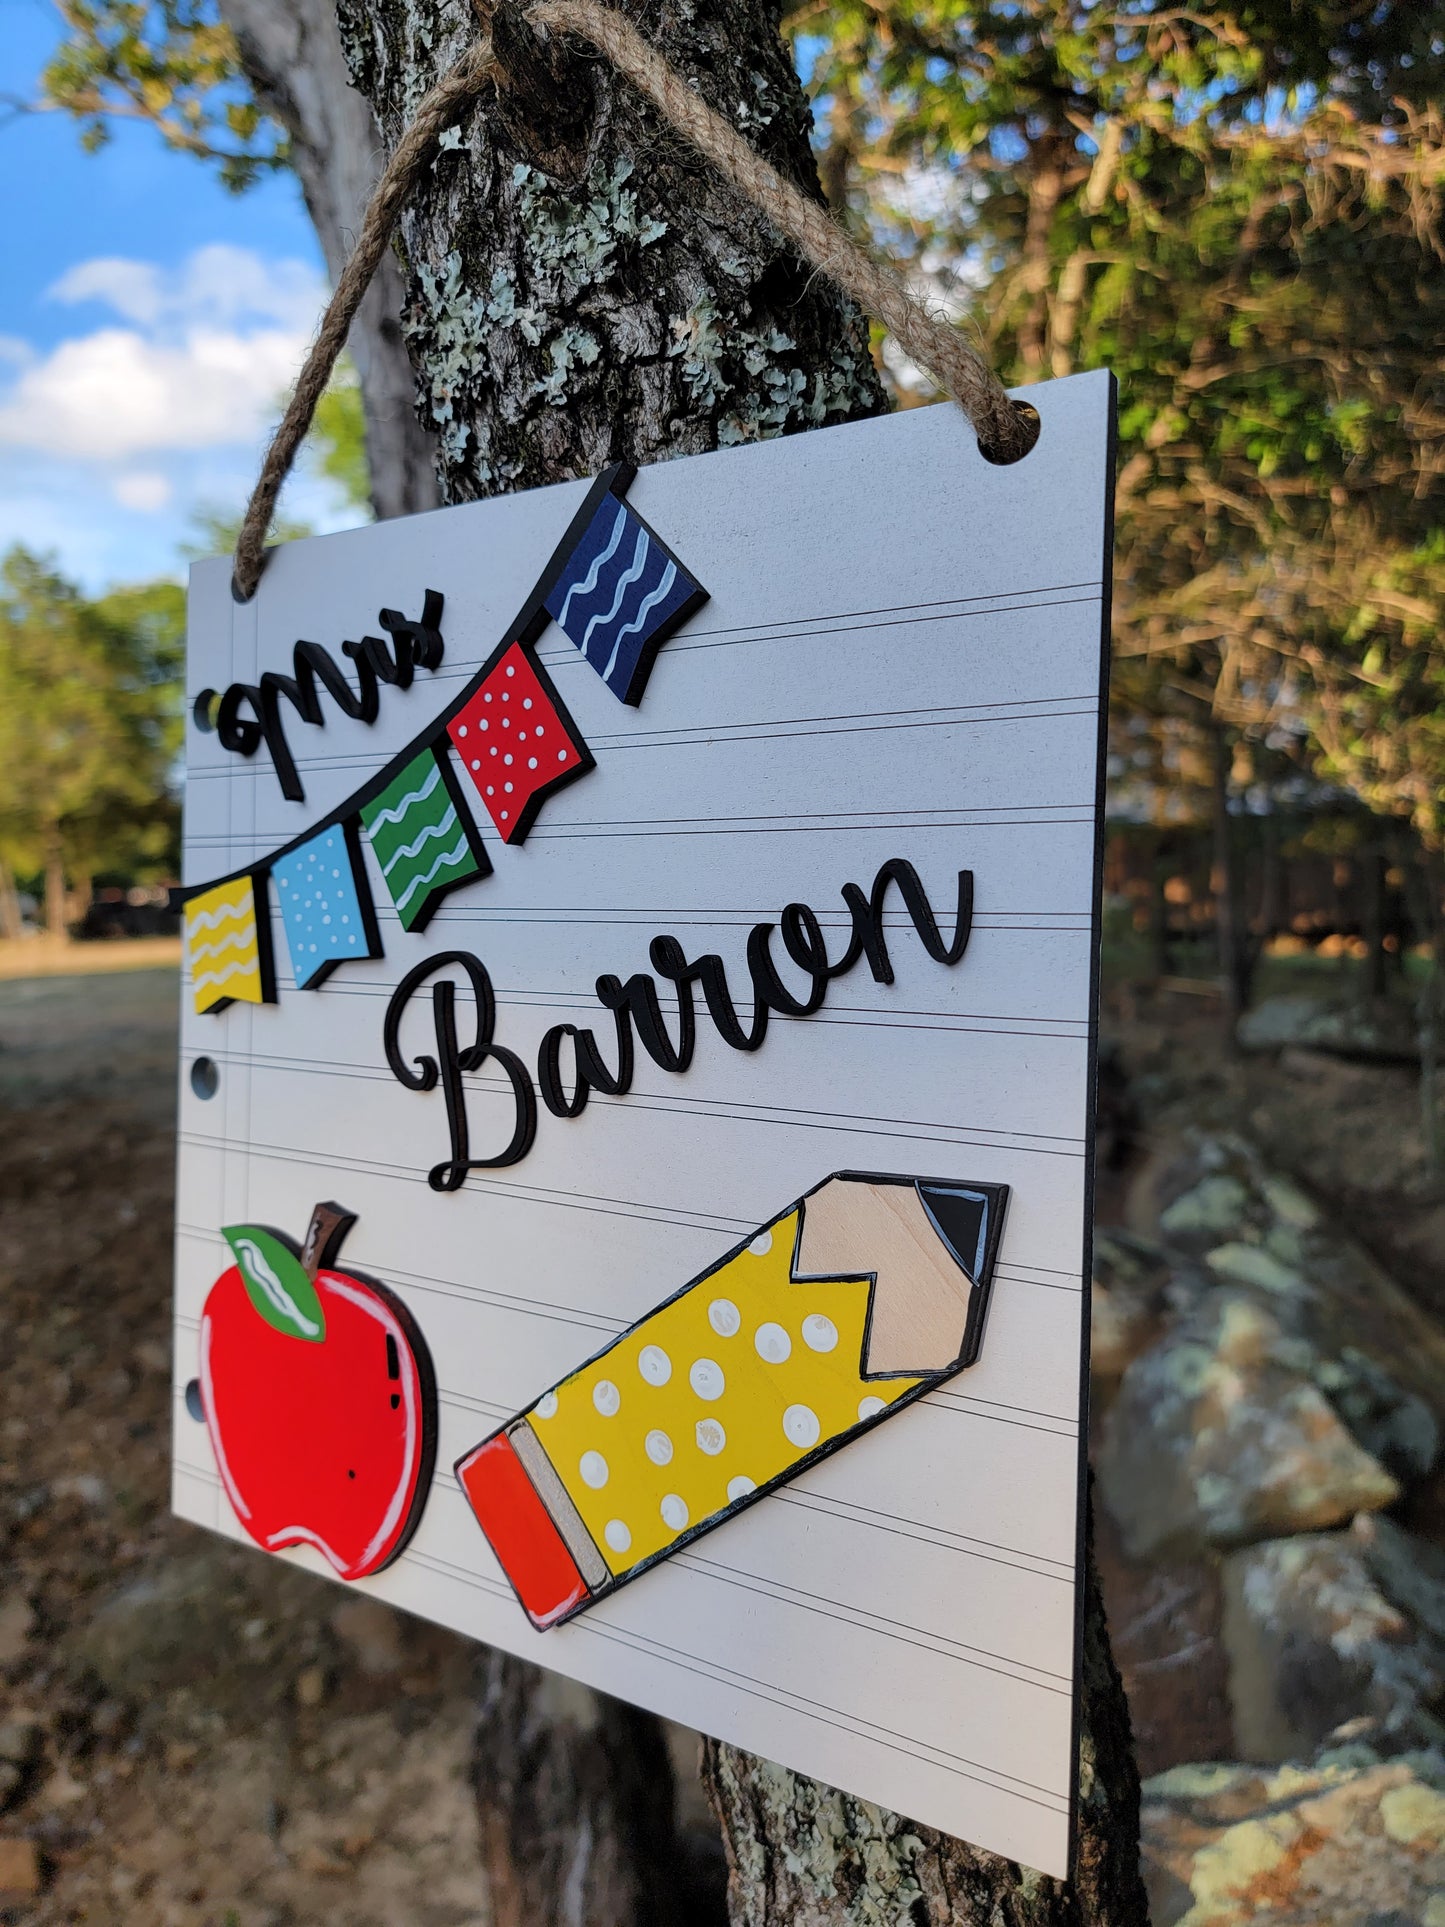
456,1430,590,1629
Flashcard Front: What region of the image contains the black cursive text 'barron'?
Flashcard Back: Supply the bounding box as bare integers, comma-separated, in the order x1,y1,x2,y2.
383,858,973,1192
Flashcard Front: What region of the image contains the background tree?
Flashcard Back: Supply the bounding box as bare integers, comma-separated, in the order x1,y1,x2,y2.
792,0,1444,1043
0,548,184,938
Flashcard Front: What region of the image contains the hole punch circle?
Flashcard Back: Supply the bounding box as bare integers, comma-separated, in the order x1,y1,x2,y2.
184,1379,204,1421
978,400,1042,467
190,1056,220,1100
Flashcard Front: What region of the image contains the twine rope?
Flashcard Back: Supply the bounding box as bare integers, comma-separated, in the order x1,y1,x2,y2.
232,0,1035,601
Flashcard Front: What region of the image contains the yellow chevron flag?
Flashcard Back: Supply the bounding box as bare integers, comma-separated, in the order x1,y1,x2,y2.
185,875,269,1016
457,1170,1008,1628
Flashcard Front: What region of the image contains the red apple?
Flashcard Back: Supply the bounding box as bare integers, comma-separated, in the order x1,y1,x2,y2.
190,1203,436,1580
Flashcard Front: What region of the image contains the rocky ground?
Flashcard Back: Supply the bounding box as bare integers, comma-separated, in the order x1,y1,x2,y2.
2,962,1444,1923
1098,982,1445,1925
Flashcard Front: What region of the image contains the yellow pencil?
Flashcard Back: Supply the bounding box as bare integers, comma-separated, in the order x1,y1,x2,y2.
456,1171,1008,1628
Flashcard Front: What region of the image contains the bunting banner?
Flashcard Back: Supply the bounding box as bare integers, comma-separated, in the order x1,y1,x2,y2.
541,487,706,704
272,820,383,990
184,873,274,1015
181,464,696,1015
360,747,489,933
446,640,592,845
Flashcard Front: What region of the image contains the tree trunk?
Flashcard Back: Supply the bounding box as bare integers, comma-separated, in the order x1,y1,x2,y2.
1363,842,1389,1001
335,3,1141,1916
702,1500,1147,1926
218,0,440,518
0,858,22,942
43,828,68,941
472,1651,694,1927
334,0,883,499
1209,724,1250,1032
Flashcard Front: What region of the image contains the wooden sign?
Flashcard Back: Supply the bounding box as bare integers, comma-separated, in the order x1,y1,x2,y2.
173,369,1114,1878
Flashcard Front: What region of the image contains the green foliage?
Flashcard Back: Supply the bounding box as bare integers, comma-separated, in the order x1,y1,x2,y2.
794,0,1445,843
32,0,1445,847
310,365,372,513
0,547,184,888
41,0,284,191
181,505,314,563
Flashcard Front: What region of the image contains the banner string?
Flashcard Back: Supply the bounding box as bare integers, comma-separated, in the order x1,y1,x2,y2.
231,0,1038,602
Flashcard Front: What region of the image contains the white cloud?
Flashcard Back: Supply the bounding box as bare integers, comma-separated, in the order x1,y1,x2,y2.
0,246,324,462
0,325,310,459
49,245,324,334
48,258,166,327
112,470,173,513
0,246,368,589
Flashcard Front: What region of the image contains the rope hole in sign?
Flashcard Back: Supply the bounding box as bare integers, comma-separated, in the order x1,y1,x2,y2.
978,401,1043,467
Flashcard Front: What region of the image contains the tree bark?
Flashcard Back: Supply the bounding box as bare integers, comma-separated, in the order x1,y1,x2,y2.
472,1651,694,1927
702,1501,1147,1926
335,3,1142,1916
334,0,884,500
1209,723,1251,1032
43,827,67,941
0,858,23,942
218,0,440,518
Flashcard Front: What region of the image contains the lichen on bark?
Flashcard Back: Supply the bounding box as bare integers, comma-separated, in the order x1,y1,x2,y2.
334,0,885,502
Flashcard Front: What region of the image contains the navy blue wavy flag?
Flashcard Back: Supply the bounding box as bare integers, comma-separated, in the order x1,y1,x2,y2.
543,493,706,705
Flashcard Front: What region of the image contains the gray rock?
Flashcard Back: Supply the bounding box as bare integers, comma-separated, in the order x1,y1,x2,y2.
1151,1134,1445,1458
1315,1351,1440,1485
1097,1294,1399,1561
1160,1174,1256,1245
1238,994,1425,1064
0,1596,35,1666
1141,1750,1445,1926
1091,1230,1171,1381
0,1719,40,1771
1221,1531,1445,1764
1355,1515,1445,1649
76,1554,258,1701
50,1474,108,1508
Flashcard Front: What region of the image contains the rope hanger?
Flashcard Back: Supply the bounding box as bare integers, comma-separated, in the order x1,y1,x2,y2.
231,0,1040,602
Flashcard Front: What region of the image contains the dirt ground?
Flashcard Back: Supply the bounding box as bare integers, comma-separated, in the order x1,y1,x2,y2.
0,969,499,1926
2,960,1441,1921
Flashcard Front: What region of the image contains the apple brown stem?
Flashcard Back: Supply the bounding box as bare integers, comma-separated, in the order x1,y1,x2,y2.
300,1201,357,1280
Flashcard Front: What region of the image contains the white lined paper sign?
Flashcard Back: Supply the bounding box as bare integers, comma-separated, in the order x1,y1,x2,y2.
173,368,1113,1878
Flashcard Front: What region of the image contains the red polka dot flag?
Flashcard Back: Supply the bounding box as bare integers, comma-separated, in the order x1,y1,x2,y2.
446,642,590,844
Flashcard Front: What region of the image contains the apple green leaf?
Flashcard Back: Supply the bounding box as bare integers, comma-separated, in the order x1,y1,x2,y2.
223,1225,326,1342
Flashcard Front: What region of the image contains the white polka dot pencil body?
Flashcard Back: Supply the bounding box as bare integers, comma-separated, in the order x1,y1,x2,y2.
455,1170,1008,1629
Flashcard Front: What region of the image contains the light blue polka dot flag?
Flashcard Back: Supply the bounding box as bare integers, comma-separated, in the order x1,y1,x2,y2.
272,821,382,989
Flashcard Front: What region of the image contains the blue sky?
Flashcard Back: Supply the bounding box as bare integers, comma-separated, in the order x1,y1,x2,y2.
0,0,364,589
